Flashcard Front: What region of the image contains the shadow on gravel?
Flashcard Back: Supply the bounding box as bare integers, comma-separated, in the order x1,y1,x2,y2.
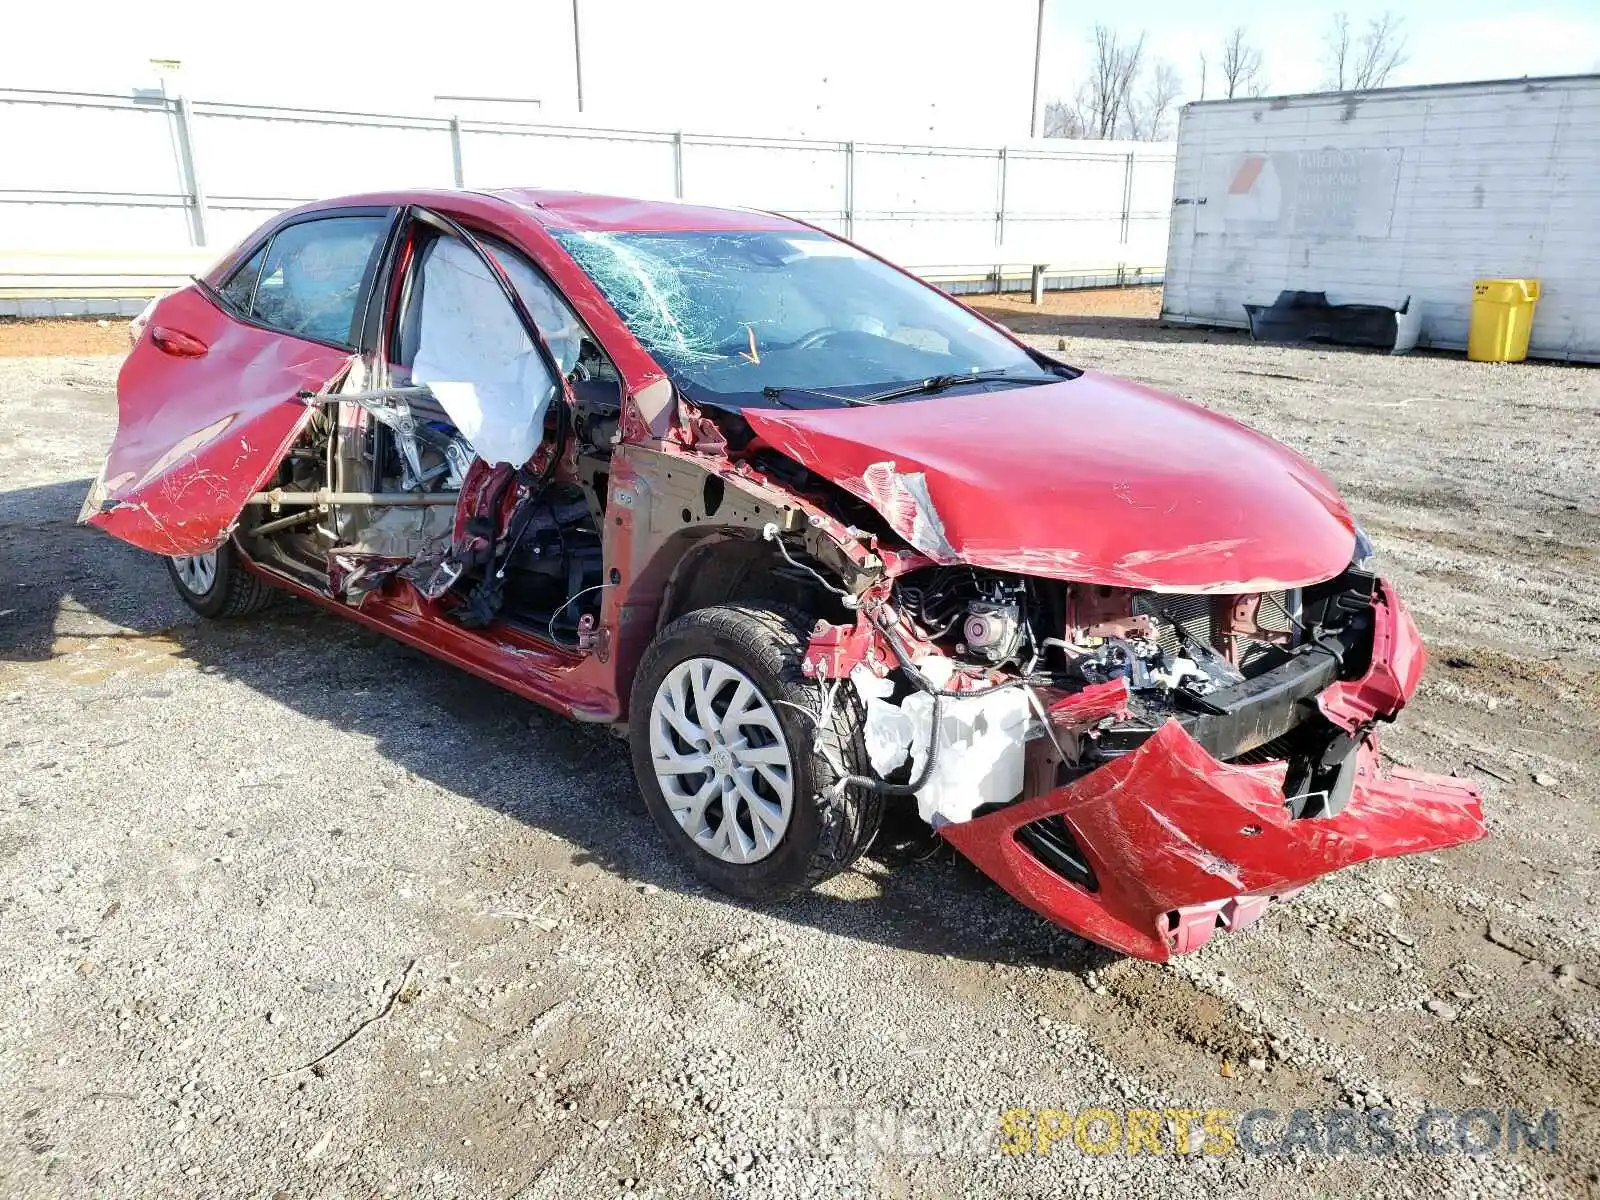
1,478,1117,975
1,479,201,662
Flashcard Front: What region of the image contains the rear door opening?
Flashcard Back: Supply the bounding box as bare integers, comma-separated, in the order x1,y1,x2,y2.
236,208,622,649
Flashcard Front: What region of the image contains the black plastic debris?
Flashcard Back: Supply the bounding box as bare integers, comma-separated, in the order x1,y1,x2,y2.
1243,291,1417,352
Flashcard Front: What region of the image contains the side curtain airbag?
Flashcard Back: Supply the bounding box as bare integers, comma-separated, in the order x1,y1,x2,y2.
411,237,558,467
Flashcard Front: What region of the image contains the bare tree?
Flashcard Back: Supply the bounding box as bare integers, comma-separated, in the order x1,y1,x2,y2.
1219,26,1266,99
1197,51,1208,102
1323,12,1353,89
1042,97,1085,139
1085,24,1146,138
1125,61,1182,140
1048,26,1183,140
1323,10,1408,90
1356,11,1407,89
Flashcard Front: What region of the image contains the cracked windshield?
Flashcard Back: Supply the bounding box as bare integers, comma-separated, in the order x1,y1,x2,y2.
554,229,1064,406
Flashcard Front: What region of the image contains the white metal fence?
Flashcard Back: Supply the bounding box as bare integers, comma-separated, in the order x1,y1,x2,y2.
0,87,1175,316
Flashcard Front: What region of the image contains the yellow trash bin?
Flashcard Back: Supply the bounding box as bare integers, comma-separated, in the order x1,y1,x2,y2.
1468,278,1540,362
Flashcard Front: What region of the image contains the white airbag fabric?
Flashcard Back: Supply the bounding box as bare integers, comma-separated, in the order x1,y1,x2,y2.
411,238,558,466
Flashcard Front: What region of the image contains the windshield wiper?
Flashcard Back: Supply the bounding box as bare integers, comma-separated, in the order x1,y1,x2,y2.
851,368,1063,405
759,384,871,407
762,368,1062,409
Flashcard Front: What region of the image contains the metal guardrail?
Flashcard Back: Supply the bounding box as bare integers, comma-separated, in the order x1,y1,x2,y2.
0,87,1174,316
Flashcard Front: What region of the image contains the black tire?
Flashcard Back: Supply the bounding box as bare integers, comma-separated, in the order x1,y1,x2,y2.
629,604,883,903
165,541,276,619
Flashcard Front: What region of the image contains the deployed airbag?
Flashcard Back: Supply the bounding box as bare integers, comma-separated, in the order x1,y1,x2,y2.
411,237,559,467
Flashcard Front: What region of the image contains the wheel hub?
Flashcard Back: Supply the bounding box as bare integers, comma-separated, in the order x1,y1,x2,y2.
171,551,218,595
648,656,795,865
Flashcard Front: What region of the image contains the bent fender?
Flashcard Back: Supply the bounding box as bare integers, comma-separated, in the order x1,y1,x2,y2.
941,721,1486,961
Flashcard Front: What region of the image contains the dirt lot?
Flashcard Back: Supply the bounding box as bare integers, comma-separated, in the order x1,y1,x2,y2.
0,319,133,358
1,319,1597,1199
961,284,1163,323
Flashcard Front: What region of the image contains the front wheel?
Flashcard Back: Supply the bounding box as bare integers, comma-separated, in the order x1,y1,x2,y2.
629,605,883,903
165,541,275,619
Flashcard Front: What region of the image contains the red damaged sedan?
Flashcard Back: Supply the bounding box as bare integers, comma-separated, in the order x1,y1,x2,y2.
82,188,1486,961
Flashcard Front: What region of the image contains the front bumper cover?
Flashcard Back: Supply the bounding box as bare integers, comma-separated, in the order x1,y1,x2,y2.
939,582,1486,960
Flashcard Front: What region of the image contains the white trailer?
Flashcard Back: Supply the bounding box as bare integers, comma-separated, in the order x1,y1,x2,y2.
1161,74,1600,361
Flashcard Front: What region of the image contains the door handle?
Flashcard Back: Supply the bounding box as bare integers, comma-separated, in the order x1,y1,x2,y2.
150,326,209,358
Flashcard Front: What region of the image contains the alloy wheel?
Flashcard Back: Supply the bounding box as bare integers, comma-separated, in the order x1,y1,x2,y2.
171,551,218,596
648,656,795,864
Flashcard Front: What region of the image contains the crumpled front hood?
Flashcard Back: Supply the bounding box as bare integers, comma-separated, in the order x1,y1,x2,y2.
743,370,1356,592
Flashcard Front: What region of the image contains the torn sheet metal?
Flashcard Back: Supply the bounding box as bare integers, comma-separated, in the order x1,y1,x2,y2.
1047,678,1131,732
1318,579,1426,730
1244,290,1421,354
398,547,462,601
411,237,559,467
859,462,958,563
81,285,354,556
743,372,1358,592
803,619,878,680
941,719,1486,961
327,551,410,605
852,666,1031,827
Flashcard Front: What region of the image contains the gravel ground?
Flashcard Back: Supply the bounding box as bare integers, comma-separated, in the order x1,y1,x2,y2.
1,325,1597,1199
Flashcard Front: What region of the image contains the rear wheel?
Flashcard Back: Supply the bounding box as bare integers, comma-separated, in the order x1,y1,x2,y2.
165,542,275,619
629,605,883,902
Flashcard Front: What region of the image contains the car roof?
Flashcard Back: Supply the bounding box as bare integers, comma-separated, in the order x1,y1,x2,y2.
288,188,807,235
488,188,807,234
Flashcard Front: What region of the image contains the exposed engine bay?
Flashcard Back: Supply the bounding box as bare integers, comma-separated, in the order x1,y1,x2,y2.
894,565,1307,710
896,569,1305,691
837,558,1384,847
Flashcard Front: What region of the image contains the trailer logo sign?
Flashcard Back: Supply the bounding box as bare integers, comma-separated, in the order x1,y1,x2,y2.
1203,148,1401,238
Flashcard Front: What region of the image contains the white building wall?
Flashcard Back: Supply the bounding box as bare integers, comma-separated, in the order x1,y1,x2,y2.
1162,76,1600,361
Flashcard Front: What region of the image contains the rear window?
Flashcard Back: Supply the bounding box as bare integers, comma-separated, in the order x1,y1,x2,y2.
219,215,388,346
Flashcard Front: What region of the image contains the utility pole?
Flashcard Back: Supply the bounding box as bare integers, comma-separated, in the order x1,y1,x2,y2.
572,0,585,113
1028,0,1046,138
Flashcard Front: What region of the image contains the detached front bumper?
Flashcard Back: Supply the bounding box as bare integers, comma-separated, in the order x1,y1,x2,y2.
940,582,1487,961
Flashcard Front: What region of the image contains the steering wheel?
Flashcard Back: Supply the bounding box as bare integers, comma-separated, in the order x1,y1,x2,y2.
712,326,851,357
788,326,845,351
